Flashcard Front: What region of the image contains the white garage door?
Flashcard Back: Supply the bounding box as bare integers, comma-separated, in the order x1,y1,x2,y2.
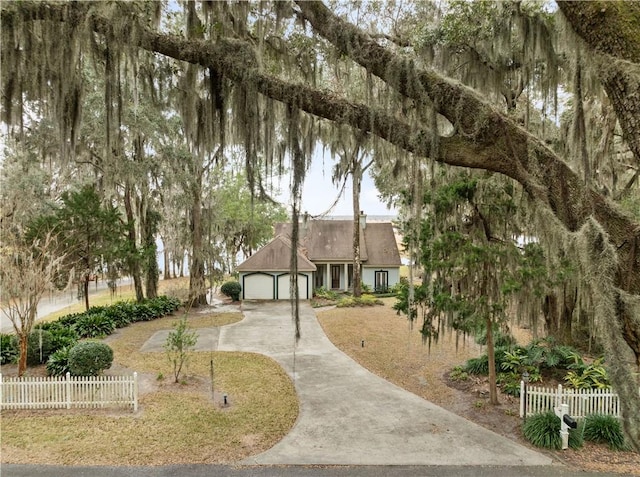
243,273,275,300
277,273,309,300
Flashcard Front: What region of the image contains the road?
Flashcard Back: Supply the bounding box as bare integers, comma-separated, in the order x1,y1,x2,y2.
1,277,133,333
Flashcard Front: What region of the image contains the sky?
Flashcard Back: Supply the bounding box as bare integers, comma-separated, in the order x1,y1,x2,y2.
276,147,398,218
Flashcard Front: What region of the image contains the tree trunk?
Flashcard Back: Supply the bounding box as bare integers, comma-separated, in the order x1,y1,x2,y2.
143,208,159,299
188,172,207,307
352,159,362,298
124,183,144,302
486,316,498,405
83,275,90,311
17,333,28,377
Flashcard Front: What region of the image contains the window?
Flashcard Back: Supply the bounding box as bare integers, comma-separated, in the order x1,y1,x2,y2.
348,264,354,288
374,270,388,293
315,264,325,289
331,265,341,289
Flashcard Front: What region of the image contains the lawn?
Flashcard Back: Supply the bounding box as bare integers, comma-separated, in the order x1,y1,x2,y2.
0,280,299,466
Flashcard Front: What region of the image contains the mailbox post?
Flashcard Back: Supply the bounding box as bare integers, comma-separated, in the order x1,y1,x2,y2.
554,403,577,449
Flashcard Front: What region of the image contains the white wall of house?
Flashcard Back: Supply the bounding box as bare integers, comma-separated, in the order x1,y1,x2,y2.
362,267,400,291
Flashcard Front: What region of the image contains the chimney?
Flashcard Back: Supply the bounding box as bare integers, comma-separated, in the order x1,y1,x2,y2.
360,210,367,229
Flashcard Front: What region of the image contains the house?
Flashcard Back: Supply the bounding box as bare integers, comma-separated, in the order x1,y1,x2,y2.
236,215,402,300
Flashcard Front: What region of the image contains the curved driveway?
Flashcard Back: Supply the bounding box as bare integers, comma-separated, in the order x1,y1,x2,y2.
217,301,553,467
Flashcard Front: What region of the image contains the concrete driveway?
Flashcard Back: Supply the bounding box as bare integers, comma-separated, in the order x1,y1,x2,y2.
215,301,554,467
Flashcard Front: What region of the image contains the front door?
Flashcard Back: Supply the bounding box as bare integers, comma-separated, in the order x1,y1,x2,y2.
331,265,341,289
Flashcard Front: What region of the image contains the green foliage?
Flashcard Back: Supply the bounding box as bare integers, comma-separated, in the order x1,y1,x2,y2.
68,341,114,376
523,411,583,450
14,330,55,365
220,281,242,301
1,334,19,365
73,312,116,338
583,414,628,451
449,365,469,381
464,355,490,375
45,324,79,351
336,294,383,307
564,357,610,389
46,346,72,376
313,286,339,300
164,317,198,383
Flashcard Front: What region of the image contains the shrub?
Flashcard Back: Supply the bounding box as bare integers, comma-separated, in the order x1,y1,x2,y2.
314,286,339,300
68,341,114,376
449,365,468,381
221,281,242,301
46,346,72,376
48,326,79,351
73,312,116,338
523,411,583,450
336,294,383,307
464,355,489,375
564,357,610,389
583,414,628,450
1,334,18,365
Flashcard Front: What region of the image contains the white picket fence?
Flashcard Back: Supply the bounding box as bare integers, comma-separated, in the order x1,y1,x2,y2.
0,372,138,412
519,381,639,419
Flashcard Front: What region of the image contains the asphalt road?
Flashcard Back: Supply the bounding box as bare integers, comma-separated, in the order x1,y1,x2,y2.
1,464,632,477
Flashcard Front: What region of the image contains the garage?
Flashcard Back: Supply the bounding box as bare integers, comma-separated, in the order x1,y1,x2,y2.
277,273,311,300
241,273,275,300
236,235,316,301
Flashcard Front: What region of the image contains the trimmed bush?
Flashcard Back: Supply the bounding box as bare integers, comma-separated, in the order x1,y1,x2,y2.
583,414,627,450
523,411,583,450
46,346,72,376
221,281,242,301
68,341,113,376
1,334,18,365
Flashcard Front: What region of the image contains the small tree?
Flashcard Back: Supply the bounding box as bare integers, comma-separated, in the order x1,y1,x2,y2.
0,231,65,376
164,317,198,383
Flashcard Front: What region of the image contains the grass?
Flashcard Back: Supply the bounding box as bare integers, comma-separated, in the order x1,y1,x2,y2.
1,280,299,465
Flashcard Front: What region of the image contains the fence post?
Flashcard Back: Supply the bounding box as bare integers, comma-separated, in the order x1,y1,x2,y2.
556,383,562,408
65,372,71,409
0,373,3,409
133,372,138,412
519,380,524,418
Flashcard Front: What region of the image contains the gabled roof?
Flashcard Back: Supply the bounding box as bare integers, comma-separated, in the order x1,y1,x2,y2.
276,221,368,261
236,235,316,272
362,222,402,267
275,220,402,267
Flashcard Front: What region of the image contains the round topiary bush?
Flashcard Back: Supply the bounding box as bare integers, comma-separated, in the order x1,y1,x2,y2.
68,341,114,376
220,281,242,301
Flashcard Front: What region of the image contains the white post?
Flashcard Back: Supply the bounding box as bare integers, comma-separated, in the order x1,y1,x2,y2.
133,372,138,412
554,403,570,450
65,372,71,409
0,373,3,409
519,380,524,418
